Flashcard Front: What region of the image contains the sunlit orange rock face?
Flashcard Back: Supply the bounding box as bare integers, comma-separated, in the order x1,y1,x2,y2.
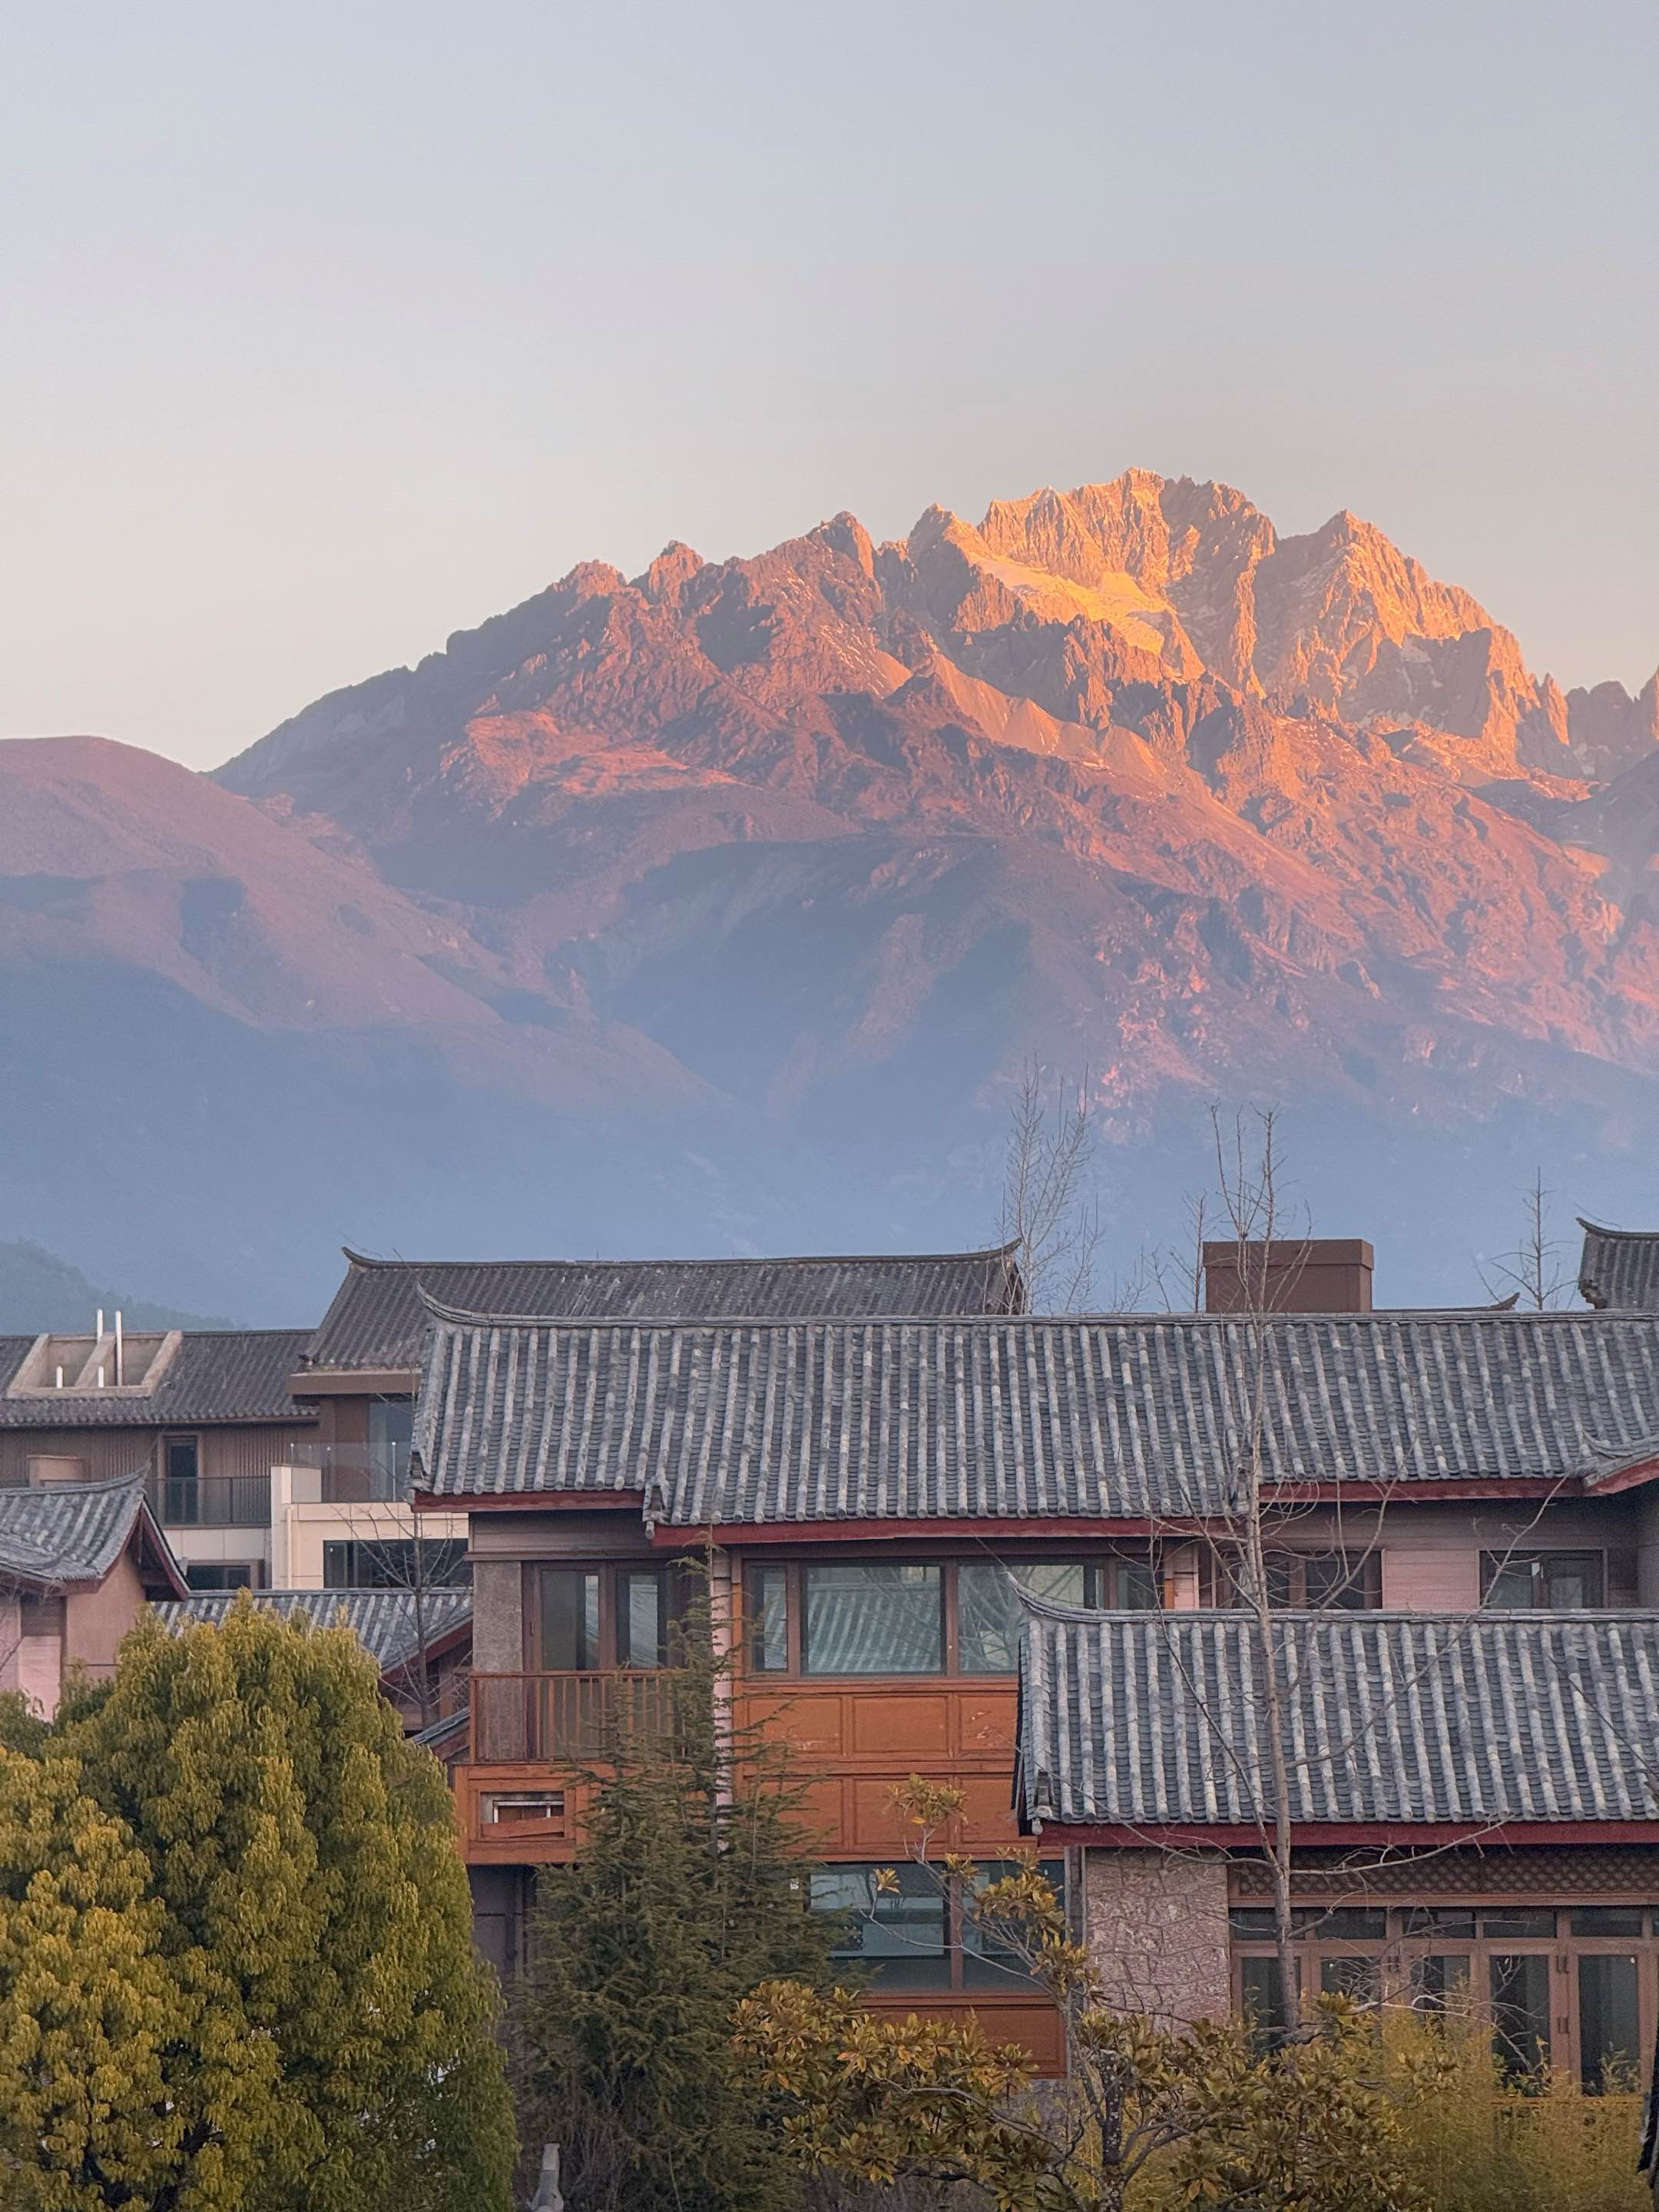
217,470,1659,1153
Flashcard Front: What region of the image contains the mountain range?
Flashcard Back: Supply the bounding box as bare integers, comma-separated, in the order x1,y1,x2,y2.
7,470,1658,1317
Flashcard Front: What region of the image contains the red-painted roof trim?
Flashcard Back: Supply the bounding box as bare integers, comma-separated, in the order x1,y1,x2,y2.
1585,1458,1659,1497
651,1515,1166,1548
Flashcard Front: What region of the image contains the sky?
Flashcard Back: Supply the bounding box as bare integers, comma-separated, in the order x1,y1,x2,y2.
1,0,1654,771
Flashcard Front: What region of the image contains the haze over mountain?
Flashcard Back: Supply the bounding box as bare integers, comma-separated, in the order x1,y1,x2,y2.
6,472,1658,1317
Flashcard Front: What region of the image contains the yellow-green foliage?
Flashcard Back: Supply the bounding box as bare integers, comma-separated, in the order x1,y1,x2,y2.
0,1602,516,2212
1378,2007,1647,2212
1126,2005,1648,2212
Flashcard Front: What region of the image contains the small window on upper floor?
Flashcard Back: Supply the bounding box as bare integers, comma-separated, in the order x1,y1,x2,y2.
1214,1550,1382,1610
184,1562,264,1592
1482,1551,1604,1610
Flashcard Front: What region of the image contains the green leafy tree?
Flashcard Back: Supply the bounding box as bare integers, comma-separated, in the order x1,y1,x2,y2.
21,1600,516,2212
513,1609,840,2212
0,1747,192,2210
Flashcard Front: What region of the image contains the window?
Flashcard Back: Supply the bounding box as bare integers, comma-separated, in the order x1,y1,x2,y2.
962,1862,1065,1989
813,1864,948,1989
1240,1955,1290,2046
184,1561,263,1591
748,1556,1161,1678
617,1566,694,1668
811,1860,1065,1993
803,1563,942,1675
1578,1954,1640,2090
1412,1954,1471,2009
322,1538,467,1590
368,1399,415,1496
747,1565,789,1672
1490,1953,1551,2081
535,1567,601,1670
955,1559,1158,1675
161,1435,200,1524
1219,1549,1382,1609
959,1561,1085,1674
1482,1551,1604,1610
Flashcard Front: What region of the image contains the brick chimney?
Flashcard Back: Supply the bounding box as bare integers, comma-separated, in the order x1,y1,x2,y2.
1202,1238,1374,1313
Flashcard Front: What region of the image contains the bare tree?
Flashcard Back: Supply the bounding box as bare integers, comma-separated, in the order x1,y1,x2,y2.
1478,1169,1571,1310
998,1062,1102,1312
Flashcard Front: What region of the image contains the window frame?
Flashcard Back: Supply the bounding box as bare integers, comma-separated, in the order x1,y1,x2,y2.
742,1551,1163,1681
526,1559,699,1673
813,1857,1067,1994
1229,1901,1659,2090
1479,1548,1607,1611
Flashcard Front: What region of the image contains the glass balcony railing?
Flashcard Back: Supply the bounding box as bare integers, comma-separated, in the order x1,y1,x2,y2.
278,1441,412,1502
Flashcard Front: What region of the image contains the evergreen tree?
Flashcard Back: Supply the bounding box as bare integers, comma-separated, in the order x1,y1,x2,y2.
0,1748,193,2211
16,1601,517,2212
514,1614,839,2212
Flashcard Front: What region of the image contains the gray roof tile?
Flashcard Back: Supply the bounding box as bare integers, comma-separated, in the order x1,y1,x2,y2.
1578,1221,1659,1312
153,1586,472,1676
413,1307,1659,1522
306,1243,1024,1373
0,1470,172,1589
0,1329,316,1429
1017,1604,1659,1829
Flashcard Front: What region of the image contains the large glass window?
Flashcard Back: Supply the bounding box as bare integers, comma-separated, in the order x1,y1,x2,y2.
536,1568,601,1671
322,1538,467,1590
1490,1953,1552,2081
1482,1551,1604,1610
812,1860,1066,1993
618,1566,694,1668
958,1562,1087,1674
803,1563,942,1675
1578,1954,1641,2090
962,1860,1065,1988
813,1865,947,1989
368,1398,415,1497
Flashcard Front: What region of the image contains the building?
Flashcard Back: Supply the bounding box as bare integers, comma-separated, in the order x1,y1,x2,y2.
0,1324,315,1589
408,1227,1659,2085
0,1469,186,1715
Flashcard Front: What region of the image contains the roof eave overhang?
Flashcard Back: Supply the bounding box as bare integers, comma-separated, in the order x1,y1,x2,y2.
287,1367,419,1399
1584,1455,1659,1496
412,1488,644,1515
1032,1819,1659,1849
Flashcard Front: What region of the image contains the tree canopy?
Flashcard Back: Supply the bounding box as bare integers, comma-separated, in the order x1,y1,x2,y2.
0,1602,515,2212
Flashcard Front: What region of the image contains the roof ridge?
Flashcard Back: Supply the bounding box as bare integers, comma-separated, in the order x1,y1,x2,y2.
1578,1218,1659,1243
417,1302,1622,1333
346,1240,1020,1273
0,1465,148,1502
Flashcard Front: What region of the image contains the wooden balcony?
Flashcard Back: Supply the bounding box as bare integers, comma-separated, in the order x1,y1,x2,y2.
469,1669,682,1763
459,1671,1024,1858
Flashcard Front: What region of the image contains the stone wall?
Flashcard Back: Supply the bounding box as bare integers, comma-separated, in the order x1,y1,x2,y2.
1082,1849,1231,2028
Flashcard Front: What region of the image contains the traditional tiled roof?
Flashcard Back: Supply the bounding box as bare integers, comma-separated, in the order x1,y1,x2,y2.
305,1244,1025,1373
0,1470,180,1592
1578,1220,1659,1312
0,1330,316,1430
153,1586,472,1677
412,1306,1659,1522
1016,1603,1659,1830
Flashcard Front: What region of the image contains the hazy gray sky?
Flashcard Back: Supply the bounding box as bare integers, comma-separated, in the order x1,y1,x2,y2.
2,0,1653,770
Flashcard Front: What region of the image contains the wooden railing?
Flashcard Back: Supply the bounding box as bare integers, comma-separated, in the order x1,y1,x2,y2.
469,1671,685,1763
